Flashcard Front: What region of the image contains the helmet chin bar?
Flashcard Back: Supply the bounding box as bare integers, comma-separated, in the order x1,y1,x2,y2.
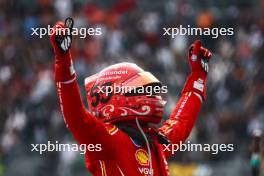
97,95,166,124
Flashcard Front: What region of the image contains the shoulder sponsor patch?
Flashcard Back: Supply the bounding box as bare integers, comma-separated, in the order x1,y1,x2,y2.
105,124,118,135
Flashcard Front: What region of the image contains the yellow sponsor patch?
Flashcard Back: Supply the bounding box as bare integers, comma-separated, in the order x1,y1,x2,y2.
135,149,149,166
105,124,118,135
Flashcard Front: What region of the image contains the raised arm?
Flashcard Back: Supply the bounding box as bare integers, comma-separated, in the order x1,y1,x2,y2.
159,40,212,155
50,19,114,158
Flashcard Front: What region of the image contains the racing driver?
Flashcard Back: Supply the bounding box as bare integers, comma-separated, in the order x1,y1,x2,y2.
49,18,212,176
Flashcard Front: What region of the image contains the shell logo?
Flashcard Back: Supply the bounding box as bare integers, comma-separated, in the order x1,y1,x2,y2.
135,149,149,166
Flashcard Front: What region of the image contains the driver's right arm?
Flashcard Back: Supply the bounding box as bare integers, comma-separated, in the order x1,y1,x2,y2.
50,21,114,159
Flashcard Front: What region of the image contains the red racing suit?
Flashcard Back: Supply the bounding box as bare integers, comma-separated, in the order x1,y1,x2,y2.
51,23,209,175
56,71,202,176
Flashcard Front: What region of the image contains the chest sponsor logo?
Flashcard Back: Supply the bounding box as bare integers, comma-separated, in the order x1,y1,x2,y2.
135,149,149,166
138,167,153,175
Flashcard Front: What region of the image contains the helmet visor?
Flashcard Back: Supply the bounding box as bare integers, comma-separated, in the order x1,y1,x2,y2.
123,72,162,96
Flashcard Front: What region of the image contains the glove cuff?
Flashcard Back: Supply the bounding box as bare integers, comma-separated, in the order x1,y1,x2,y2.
54,51,76,82
182,72,207,101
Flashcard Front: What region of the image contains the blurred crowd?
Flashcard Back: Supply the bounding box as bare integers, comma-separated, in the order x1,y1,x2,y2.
0,0,263,176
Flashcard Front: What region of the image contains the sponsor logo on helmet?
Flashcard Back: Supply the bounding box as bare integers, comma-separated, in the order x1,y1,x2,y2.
98,70,128,76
